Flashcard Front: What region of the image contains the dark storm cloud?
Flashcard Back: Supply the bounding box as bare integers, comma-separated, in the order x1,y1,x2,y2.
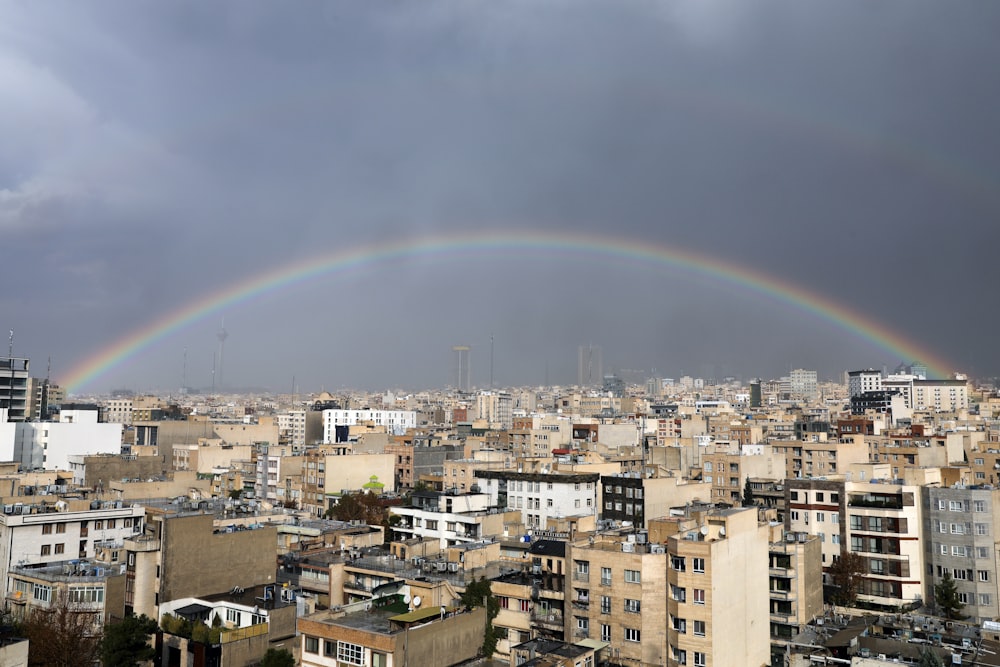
1,1,998,392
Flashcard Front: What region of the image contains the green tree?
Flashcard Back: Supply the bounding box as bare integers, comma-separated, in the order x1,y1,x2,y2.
100,614,158,667
934,571,966,620
461,577,501,658
260,648,296,667
918,646,945,667
742,478,755,507
827,551,866,606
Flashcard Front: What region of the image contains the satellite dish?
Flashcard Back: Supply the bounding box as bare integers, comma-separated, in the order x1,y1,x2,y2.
719,527,726,537
403,594,411,604
413,596,422,608
699,526,709,535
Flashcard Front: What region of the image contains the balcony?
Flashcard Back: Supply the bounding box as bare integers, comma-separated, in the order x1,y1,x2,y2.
572,572,589,584
532,611,564,629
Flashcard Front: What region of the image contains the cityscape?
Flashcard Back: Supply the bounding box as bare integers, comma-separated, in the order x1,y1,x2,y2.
2,2,999,667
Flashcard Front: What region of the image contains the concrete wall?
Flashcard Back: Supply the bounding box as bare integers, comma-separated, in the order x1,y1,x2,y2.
160,513,276,602
405,606,487,667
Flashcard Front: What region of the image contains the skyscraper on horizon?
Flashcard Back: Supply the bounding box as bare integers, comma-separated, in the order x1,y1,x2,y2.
578,344,602,387
453,345,471,391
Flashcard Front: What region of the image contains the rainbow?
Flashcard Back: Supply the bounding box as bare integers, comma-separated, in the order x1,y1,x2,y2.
61,230,955,391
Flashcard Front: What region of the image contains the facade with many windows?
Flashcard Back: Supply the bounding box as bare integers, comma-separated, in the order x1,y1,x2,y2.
666,507,770,667
923,485,1000,621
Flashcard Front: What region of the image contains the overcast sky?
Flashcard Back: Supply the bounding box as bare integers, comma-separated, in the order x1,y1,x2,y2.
2,1,998,394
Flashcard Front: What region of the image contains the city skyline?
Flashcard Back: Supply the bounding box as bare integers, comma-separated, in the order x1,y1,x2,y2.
1,2,998,393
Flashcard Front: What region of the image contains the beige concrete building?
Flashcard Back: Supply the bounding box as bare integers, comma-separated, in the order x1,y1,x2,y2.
767,529,824,644
124,502,277,619
665,507,770,667
566,531,668,666
700,444,784,504
298,603,486,667
771,435,868,480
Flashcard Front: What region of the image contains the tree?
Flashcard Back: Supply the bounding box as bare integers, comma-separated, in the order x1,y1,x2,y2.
934,571,966,620
21,591,101,666
827,551,866,606
918,646,945,667
100,614,158,667
260,648,296,667
742,478,755,507
461,577,501,658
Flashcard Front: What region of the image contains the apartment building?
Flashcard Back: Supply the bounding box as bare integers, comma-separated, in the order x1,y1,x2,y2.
322,409,417,440
768,531,823,644
923,485,1000,622
475,471,599,532
442,449,513,494
566,532,668,666
6,558,126,629
298,604,486,667
700,445,784,504
784,478,845,568
600,474,710,530
771,435,868,480
390,492,512,549
0,501,144,600
843,480,925,610
123,503,277,619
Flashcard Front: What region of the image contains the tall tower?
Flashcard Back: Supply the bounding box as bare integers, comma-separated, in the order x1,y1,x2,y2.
216,319,229,391
453,345,471,392
577,344,602,387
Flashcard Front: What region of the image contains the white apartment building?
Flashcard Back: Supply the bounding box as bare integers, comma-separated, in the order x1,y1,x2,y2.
848,369,883,398
322,409,416,440
474,391,513,429
0,502,145,598
882,376,969,412
390,493,500,548
475,471,599,531
0,408,121,470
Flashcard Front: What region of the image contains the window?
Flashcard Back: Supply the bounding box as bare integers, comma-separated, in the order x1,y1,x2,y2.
790,491,798,501
42,524,53,535
978,547,990,558
790,510,799,521
977,523,990,536
305,636,319,653
227,609,241,624
601,624,611,642
625,599,641,613
975,500,987,513
576,617,589,634
693,620,705,636
520,599,530,612
670,585,686,602
694,652,707,667
693,588,705,604
54,543,64,555
601,596,611,614
953,545,968,557
980,571,990,582
692,558,705,573
672,616,686,633
816,512,825,522
673,647,687,665
68,586,105,604
40,545,51,556
981,594,992,606
671,556,686,572
31,583,51,603
624,569,641,583
337,641,365,665
940,544,948,555
576,561,589,575
624,628,640,642
55,523,66,534
600,567,612,585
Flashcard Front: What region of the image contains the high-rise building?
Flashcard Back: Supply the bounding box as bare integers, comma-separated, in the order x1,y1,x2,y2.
848,369,883,398
453,345,471,391
577,345,602,387
0,357,29,422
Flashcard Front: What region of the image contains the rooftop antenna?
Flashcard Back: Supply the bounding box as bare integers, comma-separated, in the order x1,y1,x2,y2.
211,352,217,394
216,318,229,391
182,348,188,392
490,334,494,389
